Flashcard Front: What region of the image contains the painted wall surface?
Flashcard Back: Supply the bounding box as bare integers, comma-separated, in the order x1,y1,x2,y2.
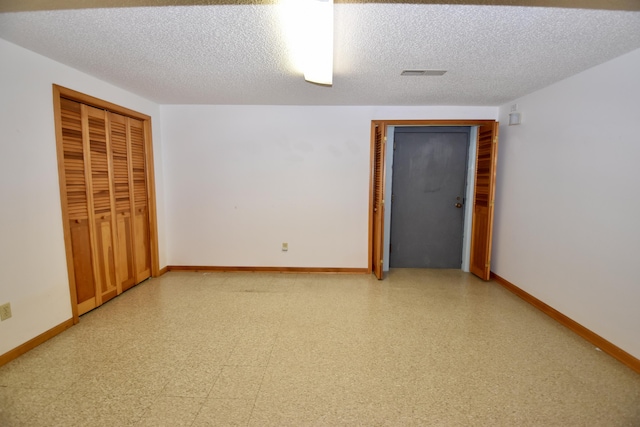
493,48,640,359
0,39,165,356
161,105,497,268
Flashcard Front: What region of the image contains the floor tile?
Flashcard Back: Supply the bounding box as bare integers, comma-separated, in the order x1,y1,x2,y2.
191,398,254,427
161,360,222,398
27,388,153,427
209,366,267,399
134,396,205,426
0,386,62,426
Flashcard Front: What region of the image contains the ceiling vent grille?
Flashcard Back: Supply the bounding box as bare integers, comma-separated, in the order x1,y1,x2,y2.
401,70,447,76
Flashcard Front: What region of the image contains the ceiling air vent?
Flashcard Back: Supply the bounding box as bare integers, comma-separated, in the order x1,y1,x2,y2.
401,70,447,76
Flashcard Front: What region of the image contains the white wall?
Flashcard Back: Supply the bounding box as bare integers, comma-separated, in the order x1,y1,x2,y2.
161,105,497,268
493,48,640,359
0,39,165,356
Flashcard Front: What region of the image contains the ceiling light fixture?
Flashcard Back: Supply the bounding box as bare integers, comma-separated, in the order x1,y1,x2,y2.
303,0,334,86
278,0,334,86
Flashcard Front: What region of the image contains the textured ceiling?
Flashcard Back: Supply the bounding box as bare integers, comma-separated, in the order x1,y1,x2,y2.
1,3,639,105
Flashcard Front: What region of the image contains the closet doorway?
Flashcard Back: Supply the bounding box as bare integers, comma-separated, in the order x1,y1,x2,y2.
53,85,159,322
369,120,499,281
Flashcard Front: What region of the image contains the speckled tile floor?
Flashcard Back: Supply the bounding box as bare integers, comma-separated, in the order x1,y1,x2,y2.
1,269,639,426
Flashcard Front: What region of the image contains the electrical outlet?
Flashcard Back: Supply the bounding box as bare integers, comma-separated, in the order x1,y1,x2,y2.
282,242,288,252
0,303,11,321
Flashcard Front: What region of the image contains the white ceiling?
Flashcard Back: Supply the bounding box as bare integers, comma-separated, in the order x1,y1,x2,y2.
1,3,639,105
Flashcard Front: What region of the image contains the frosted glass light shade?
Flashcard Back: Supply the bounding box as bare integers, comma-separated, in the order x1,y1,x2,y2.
303,0,334,86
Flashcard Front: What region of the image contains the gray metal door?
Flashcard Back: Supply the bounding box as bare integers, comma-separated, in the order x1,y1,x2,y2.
390,127,470,268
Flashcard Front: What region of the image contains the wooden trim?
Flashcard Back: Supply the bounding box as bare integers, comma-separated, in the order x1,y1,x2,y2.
77,297,96,316
374,119,497,127
52,86,80,324
144,118,161,278
104,111,122,296
167,266,369,274
0,319,74,367
158,266,168,276
367,120,377,273
53,85,151,121
123,114,139,287
491,272,640,375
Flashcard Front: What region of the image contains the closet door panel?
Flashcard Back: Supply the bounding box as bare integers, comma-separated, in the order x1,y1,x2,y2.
116,213,135,290
95,217,117,303
134,207,151,281
69,219,96,313
130,118,151,282
109,113,136,290
60,99,96,314
86,106,118,303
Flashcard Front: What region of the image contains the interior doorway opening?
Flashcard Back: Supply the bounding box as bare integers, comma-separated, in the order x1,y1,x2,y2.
369,120,499,281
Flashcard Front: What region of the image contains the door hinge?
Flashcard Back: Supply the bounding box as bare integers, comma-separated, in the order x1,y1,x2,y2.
489,200,494,207
389,243,392,253
493,137,498,144
384,136,387,142
381,199,385,205
393,142,396,150
380,259,384,264
391,194,394,202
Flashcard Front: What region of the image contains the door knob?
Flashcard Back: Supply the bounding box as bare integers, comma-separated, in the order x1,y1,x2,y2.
455,203,462,208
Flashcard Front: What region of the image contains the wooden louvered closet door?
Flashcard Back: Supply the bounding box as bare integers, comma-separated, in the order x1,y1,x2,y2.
130,118,151,282
109,113,136,291
470,122,499,280
60,99,97,313
371,123,386,280
58,96,152,315
85,106,119,306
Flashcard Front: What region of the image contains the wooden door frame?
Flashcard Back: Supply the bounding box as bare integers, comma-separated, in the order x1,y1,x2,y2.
52,84,161,323
368,119,497,276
